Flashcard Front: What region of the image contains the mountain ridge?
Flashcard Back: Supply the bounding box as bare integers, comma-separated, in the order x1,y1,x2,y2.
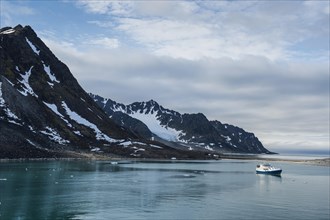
0,25,213,159
90,93,271,154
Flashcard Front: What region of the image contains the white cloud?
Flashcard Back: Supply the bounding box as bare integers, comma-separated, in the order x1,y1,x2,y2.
76,0,113,14
89,37,120,49
87,20,115,28
118,18,212,44
303,1,330,16
76,1,329,61
0,1,35,26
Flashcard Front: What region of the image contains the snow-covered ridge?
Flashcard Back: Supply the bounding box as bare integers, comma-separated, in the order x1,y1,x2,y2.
25,37,40,55
113,103,126,112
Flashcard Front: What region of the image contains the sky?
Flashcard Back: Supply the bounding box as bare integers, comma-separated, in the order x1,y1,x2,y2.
1,0,329,154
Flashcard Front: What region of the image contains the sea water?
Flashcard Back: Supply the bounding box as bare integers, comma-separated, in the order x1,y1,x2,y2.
0,159,329,220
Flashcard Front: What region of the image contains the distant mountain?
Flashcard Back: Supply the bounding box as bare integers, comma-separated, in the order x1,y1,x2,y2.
0,25,209,159
90,94,272,154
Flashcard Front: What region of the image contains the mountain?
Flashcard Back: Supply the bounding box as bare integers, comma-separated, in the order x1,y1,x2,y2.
90,94,272,154
0,25,210,159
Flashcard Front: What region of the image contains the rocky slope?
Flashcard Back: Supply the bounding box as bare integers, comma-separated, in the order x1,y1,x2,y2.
91,94,272,154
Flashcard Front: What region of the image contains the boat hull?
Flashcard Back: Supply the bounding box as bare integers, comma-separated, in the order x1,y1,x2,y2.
256,169,282,175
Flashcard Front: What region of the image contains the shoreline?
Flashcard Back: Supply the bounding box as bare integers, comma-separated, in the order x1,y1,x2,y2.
1,154,329,166
220,154,330,166
221,155,330,167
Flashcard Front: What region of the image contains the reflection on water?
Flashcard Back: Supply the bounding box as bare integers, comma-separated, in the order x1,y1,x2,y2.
0,160,329,220
256,173,282,182
256,174,282,193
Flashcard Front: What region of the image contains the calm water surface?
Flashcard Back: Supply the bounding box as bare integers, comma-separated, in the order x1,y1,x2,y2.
0,159,329,220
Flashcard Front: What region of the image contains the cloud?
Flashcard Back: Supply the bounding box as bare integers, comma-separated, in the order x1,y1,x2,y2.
0,1,35,26
88,37,120,49
76,0,113,14
76,0,329,61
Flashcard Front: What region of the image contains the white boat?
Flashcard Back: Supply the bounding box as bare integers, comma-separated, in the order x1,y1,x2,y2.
256,163,282,175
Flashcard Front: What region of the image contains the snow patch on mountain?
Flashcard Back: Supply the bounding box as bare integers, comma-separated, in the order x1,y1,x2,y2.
4,77,14,86
43,102,64,118
28,125,36,133
1,82,22,124
73,130,83,136
26,139,37,147
129,111,182,141
18,66,38,97
101,98,109,108
0,28,15,35
119,141,133,147
25,37,40,55
0,82,4,106
118,140,163,149
43,63,60,84
4,110,22,125
43,102,73,128
61,101,116,143
90,147,101,152
149,144,163,149
114,104,125,112
4,108,19,121
222,135,232,142
204,145,214,151
40,127,69,145
119,140,147,147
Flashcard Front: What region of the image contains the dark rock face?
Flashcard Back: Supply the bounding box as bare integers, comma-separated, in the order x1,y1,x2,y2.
210,121,267,153
111,112,153,139
90,94,272,154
